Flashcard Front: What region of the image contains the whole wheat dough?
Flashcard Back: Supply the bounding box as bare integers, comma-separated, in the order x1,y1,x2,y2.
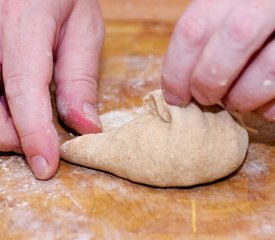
60,90,248,187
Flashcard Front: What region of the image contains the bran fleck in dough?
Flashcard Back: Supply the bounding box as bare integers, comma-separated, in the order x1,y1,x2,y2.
60,90,249,187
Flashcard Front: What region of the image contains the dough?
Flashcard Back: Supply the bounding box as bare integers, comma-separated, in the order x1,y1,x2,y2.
60,90,249,187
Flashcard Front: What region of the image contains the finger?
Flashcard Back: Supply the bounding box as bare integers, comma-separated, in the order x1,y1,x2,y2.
224,40,275,112
190,1,275,105
0,67,19,152
256,99,275,122
0,96,21,153
1,14,59,179
55,0,104,134
0,64,20,153
161,0,236,105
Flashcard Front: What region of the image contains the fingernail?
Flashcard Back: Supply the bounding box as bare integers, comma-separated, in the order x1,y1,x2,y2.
163,90,184,106
30,155,50,180
83,103,102,129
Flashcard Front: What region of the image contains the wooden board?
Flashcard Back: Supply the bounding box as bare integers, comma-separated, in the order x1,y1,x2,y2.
99,0,190,22
0,13,275,240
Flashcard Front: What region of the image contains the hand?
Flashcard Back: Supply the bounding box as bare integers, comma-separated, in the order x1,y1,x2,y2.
0,0,104,179
162,0,275,121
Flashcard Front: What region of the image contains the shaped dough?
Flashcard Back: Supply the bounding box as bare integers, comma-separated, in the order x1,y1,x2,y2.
60,90,248,187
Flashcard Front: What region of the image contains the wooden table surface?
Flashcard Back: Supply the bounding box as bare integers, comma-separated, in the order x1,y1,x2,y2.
0,1,275,239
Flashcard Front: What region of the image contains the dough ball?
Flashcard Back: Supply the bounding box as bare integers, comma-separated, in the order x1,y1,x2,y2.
60,90,248,187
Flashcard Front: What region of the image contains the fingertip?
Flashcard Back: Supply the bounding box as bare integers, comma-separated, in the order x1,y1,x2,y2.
57,96,102,134
22,126,60,180
29,155,53,180
162,89,185,106
224,93,252,113
190,85,213,106
256,100,275,122
82,102,102,130
29,154,60,180
161,75,191,106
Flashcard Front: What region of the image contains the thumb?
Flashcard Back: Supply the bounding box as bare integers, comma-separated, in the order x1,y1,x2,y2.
55,1,104,134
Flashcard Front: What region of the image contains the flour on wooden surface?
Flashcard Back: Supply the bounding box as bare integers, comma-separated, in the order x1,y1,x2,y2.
100,107,144,131
0,157,95,239
241,145,269,176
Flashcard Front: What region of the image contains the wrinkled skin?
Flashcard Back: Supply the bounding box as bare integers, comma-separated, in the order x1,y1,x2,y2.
162,0,275,121
0,0,104,179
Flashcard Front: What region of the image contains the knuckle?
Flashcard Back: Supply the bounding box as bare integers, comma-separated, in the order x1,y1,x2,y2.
20,129,39,141
72,78,97,94
1,2,56,37
176,12,207,46
1,0,25,15
1,1,28,28
192,69,220,92
223,13,256,50
20,124,52,142
4,72,31,101
191,68,228,105
71,72,98,92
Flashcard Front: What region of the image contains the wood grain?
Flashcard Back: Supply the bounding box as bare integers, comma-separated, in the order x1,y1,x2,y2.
99,0,190,23
0,9,275,240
